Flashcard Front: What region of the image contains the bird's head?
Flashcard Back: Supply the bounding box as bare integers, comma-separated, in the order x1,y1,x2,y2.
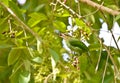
59,33,72,40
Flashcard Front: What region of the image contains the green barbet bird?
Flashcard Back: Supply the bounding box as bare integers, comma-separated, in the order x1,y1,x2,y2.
69,38,89,52
60,33,89,54
60,33,92,63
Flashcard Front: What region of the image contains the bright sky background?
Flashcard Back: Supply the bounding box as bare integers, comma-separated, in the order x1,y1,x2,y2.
99,22,120,48
17,0,26,5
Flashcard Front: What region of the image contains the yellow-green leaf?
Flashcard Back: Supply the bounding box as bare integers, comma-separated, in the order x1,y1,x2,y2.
8,47,21,66
28,12,47,27
19,71,30,83
53,21,66,32
32,57,42,63
49,48,59,63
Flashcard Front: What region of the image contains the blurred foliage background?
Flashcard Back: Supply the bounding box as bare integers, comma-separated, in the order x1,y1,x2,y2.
0,0,120,83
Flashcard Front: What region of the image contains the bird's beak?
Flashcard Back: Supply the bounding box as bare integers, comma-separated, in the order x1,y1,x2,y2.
59,33,71,39
59,33,66,38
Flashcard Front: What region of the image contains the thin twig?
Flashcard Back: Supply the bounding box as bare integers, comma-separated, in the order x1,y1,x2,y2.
109,36,117,83
57,0,82,19
110,38,117,83
44,73,53,83
110,30,120,51
95,40,102,73
82,2,104,18
79,0,120,15
101,54,109,83
50,0,58,11
64,78,67,83
114,70,117,83
77,1,81,15
22,26,29,47
8,19,12,31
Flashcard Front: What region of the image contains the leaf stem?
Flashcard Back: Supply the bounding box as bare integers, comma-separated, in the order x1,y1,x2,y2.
95,40,102,73
101,54,109,83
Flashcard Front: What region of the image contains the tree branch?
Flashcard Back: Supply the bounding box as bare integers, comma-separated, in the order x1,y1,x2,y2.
79,0,120,16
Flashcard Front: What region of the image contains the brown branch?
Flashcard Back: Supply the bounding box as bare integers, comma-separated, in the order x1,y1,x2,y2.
79,0,120,16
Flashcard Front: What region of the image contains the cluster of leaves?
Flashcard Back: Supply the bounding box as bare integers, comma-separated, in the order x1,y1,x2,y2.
0,0,120,83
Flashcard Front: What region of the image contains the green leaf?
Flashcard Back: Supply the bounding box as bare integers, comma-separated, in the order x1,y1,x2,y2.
1,0,9,6
31,57,42,63
0,66,12,80
22,47,34,58
0,14,10,25
75,18,85,27
8,47,32,66
0,66,6,71
83,9,95,24
0,44,13,48
15,39,23,46
49,48,59,63
23,60,31,72
107,5,119,10
19,71,30,83
34,4,45,12
8,47,21,66
88,43,101,51
79,55,88,73
28,12,47,27
55,9,70,17
106,14,114,30
16,31,23,37
104,74,114,83
9,1,24,21
53,21,66,32
92,13,102,29
10,69,20,83
114,14,120,21
12,61,22,77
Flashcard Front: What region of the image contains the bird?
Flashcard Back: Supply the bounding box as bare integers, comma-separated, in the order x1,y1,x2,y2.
60,33,89,55
60,33,92,64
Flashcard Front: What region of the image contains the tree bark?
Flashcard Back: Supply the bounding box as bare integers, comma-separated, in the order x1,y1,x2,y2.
79,0,120,15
